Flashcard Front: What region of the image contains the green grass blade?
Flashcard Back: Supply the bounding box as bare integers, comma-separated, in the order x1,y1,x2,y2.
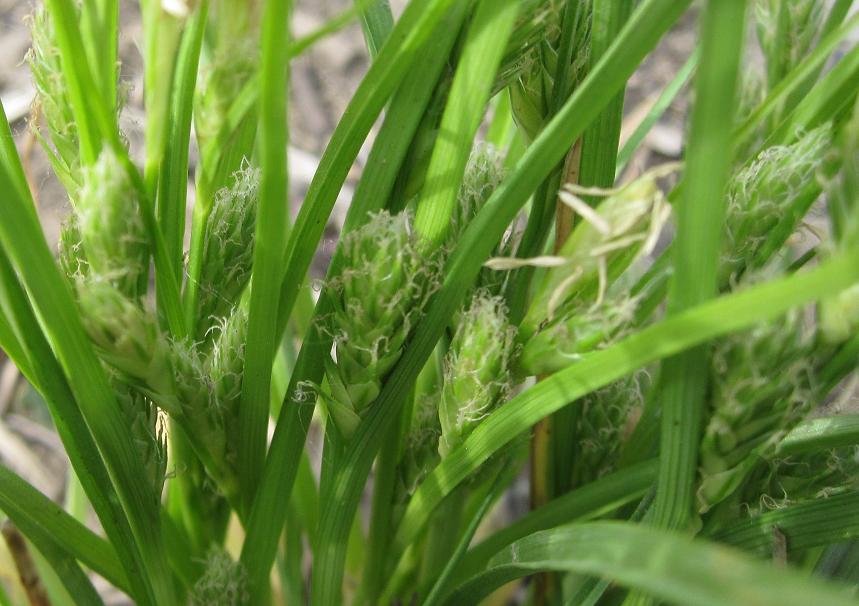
779,416,859,456
421,468,510,606
451,412,854,588
236,0,293,510
444,522,859,606
395,248,859,551
42,0,107,163
773,42,859,144
357,0,393,58
651,0,746,532
0,315,32,385
457,461,657,584
358,408,408,604
714,491,859,557
78,0,117,121
157,1,207,277
616,50,698,176
781,0,856,116
412,0,520,244
0,465,128,593
578,0,634,192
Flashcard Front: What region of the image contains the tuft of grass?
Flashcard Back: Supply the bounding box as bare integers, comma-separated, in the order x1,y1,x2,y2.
0,1,858,605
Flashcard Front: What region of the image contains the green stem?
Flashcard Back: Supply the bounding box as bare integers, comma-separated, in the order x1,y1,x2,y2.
235,0,294,512
419,486,467,589
651,0,746,532
358,403,408,605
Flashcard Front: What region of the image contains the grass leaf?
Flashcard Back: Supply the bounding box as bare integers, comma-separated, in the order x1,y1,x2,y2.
445,521,859,606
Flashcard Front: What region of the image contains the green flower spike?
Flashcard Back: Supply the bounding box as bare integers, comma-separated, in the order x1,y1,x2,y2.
323,210,434,439
697,310,820,512
438,291,517,457
77,148,148,297
196,164,259,339
76,279,177,414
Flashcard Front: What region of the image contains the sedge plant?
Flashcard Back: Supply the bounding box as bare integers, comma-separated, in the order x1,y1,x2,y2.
2,0,859,605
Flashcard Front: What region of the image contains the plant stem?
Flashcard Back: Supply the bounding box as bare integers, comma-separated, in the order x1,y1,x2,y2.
651,0,746,533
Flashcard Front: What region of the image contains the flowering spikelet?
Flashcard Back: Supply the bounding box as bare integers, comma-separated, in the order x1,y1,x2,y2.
27,7,79,190
323,211,433,438
189,549,249,606
519,293,638,376
755,0,823,90
166,307,247,486
196,164,259,339
721,124,831,283
738,446,859,517
697,309,821,512
451,145,505,238
438,292,517,457
571,371,648,487
57,217,87,281
450,144,521,299
508,1,590,142
207,305,248,414
510,165,672,341
76,279,178,413
160,343,236,501
76,148,148,297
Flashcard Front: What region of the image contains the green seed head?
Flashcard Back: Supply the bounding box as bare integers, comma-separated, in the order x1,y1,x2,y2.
207,305,247,421
722,123,831,284
168,338,235,485
739,446,859,517
324,210,434,438
507,1,590,142
189,549,249,606
520,293,638,376
451,144,520,299
573,371,648,486
438,292,517,457
755,0,824,90
58,216,88,281
452,144,505,237
196,163,259,339
520,166,672,338
77,148,148,297
27,7,79,189
76,279,177,413
167,307,248,483
697,309,820,512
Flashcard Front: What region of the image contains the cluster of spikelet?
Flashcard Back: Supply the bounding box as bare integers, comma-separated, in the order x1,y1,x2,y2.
57,152,258,501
